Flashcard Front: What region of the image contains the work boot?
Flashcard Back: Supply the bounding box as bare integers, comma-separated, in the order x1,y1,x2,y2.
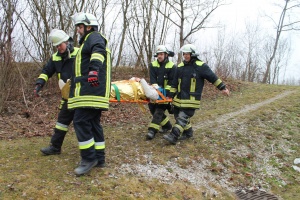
159,127,172,133
40,146,61,155
163,133,178,145
74,159,98,176
178,132,193,140
95,161,106,168
146,130,156,140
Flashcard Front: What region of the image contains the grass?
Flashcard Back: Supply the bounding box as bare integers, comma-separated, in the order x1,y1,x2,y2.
1,82,300,199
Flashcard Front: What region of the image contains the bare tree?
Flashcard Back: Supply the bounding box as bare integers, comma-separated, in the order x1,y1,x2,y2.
0,0,19,112
262,0,300,83
156,0,227,62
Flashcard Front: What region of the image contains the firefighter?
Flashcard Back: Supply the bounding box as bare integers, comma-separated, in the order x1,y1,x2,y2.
146,45,176,140
35,29,79,155
69,12,111,176
163,44,230,145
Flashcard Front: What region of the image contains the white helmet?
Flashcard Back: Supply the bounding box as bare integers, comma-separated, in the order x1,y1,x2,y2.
156,45,169,54
71,12,98,26
180,44,199,57
49,29,70,46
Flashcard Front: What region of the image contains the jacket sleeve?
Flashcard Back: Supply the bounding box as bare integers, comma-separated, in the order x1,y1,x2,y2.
200,63,226,90
87,32,107,72
149,63,157,85
36,58,56,86
168,66,178,97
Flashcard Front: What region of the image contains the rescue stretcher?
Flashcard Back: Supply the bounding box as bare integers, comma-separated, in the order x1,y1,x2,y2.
109,79,172,104
59,78,172,104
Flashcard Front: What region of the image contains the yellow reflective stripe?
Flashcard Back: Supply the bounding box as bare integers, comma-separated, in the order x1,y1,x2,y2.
95,142,105,150
38,74,48,82
173,97,200,109
149,123,160,130
174,124,184,133
178,79,181,92
105,46,111,98
178,62,184,67
165,62,174,69
152,60,159,67
75,45,83,77
91,53,104,62
170,87,177,93
68,96,110,102
71,48,79,56
79,138,95,150
213,79,222,87
57,73,61,80
75,82,81,97
184,123,192,130
52,52,62,61
195,60,204,66
190,78,196,100
55,122,68,131
160,116,169,126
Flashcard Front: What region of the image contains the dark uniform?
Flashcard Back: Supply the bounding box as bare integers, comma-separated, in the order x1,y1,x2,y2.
37,45,79,153
165,57,226,144
68,31,111,165
147,59,176,139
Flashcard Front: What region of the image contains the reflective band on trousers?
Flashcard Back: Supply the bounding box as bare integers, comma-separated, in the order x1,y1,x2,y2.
55,122,68,131
95,142,105,150
78,138,95,150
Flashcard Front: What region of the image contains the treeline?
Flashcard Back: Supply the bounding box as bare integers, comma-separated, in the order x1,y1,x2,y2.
1,0,300,111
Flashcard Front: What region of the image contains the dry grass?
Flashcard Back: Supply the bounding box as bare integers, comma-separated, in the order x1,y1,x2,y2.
1,77,300,199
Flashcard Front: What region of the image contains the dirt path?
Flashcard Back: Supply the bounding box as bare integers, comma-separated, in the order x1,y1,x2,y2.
193,90,295,130
118,90,297,197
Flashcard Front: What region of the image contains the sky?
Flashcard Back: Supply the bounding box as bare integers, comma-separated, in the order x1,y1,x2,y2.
200,0,300,83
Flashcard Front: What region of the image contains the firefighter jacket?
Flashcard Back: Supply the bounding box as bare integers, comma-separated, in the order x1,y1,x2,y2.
149,58,176,94
68,31,111,110
170,58,226,109
36,45,79,95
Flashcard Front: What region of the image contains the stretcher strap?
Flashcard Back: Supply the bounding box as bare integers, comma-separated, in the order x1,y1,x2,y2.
112,84,121,101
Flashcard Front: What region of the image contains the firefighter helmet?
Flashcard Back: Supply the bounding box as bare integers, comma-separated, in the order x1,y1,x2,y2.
71,12,98,26
180,44,199,57
156,45,169,54
49,29,70,46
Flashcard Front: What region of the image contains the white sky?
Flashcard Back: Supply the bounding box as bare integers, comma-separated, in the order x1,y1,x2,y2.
200,0,300,82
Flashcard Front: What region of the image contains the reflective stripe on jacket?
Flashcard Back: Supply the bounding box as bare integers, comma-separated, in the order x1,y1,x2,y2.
68,32,111,110
171,59,225,109
36,48,79,85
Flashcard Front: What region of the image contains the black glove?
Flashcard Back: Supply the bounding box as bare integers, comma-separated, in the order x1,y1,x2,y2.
88,71,99,87
166,91,175,99
167,103,174,114
34,84,42,97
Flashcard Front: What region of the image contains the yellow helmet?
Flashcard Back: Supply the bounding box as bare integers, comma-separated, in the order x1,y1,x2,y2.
71,12,98,26
49,29,70,46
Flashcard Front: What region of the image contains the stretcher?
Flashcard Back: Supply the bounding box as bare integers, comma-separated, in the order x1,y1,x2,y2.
58,79,172,104
109,80,172,104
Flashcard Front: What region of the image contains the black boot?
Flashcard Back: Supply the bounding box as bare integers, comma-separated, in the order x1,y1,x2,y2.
40,146,61,155
163,133,178,145
179,130,193,140
74,159,98,176
146,130,156,140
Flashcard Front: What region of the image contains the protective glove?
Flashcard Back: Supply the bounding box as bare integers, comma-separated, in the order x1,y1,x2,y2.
167,103,174,114
88,71,99,87
34,84,42,97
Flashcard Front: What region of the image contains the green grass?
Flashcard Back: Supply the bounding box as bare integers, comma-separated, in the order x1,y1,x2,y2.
1,82,300,199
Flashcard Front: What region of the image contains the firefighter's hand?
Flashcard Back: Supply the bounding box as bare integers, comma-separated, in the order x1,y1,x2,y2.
88,71,99,87
222,88,230,96
34,84,42,97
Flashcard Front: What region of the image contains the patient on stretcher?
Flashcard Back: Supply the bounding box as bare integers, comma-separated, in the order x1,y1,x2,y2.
58,77,168,102
110,77,167,102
